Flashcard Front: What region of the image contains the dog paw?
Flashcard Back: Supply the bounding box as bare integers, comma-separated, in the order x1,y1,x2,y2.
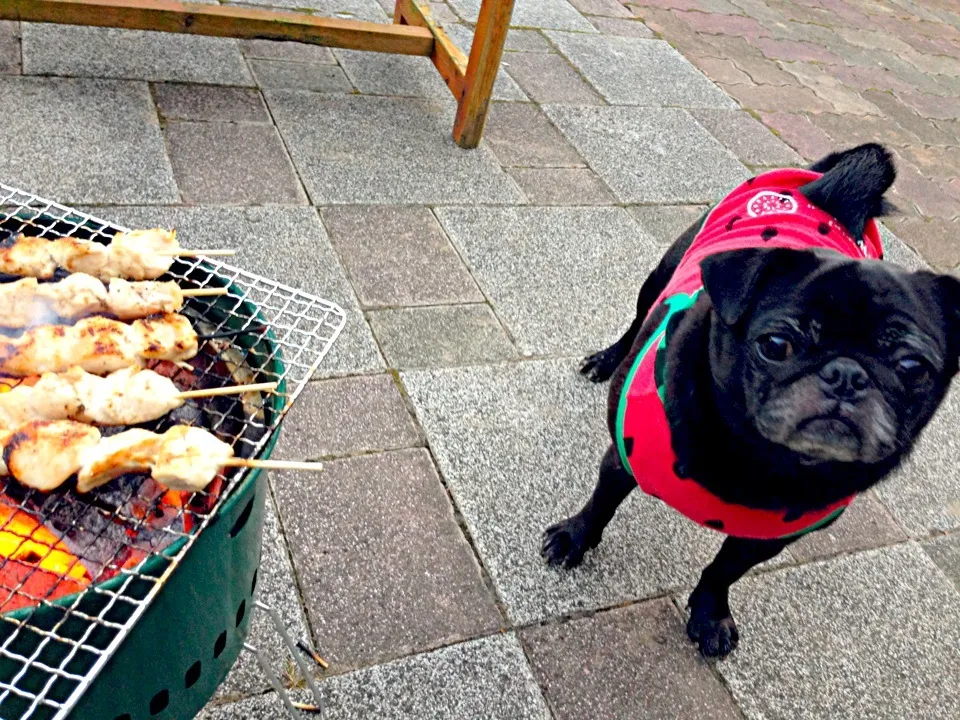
686,613,739,658
579,349,620,383
541,516,598,569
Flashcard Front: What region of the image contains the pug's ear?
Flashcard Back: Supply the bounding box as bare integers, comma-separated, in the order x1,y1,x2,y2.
700,248,801,327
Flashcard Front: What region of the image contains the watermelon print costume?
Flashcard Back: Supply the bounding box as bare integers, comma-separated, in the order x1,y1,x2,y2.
615,168,884,540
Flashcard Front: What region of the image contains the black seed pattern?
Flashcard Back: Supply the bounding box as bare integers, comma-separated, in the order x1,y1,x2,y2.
747,177,755,185
818,222,830,235
761,227,779,241
725,215,741,231
705,519,725,530
214,631,227,659
783,508,804,522
185,661,202,688
623,437,634,456
150,690,169,715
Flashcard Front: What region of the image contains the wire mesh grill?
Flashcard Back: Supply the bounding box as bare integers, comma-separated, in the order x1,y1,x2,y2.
0,183,346,719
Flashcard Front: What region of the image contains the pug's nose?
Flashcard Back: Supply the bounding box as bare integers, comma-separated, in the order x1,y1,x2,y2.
819,358,870,399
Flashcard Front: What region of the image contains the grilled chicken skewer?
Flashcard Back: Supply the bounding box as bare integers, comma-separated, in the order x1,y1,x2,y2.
1,421,322,494
0,314,197,376
0,273,226,328
0,366,276,427
0,229,234,281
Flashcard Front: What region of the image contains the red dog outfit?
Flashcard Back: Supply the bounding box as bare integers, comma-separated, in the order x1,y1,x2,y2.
615,168,883,539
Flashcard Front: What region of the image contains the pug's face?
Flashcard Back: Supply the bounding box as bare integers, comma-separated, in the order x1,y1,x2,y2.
703,249,959,467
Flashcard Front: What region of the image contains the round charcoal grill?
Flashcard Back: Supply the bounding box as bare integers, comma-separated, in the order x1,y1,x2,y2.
0,186,345,720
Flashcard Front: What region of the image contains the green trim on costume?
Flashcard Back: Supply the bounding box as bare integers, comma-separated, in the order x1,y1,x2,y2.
614,289,702,476
777,506,847,539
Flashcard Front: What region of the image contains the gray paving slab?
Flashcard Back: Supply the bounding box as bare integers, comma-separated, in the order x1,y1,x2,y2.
789,492,907,563
545,105,750,203
368,304,519,368
266,91,523,205
876,385,960,534
249,58,354,92
508,168,615,205
504,52,605,105
270,450,502,671
483,102,585,168
214,494,311,702
0,77,178,204
689,108,804,167
200,634,550,720
152,83,270,123
589,16,656,37
439,25,532,100
273,375,422,460
240,38,337,64
434,206,658,355
21,24,252,85
163,122,307,205
402,359,726,624
0,20,19,75
83,206,384,378
321,206,483,308
716,544,960,720
231,0,389,22
522,599,741,720
334,50,452,100
628,205,708,246
879,221,927,271
546,32,737,109
923,532,960,586
336,48,525,102
449,0,596,31
501,29,554,53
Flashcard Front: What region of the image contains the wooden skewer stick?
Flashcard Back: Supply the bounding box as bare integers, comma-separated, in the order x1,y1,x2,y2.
225,458,324,472
177,382,278,399
156,249,236,257
181,288,229,297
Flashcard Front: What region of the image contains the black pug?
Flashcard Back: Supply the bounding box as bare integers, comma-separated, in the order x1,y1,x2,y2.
542,143,960,658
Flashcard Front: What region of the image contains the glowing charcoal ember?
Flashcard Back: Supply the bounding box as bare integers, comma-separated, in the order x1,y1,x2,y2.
0,505,89,582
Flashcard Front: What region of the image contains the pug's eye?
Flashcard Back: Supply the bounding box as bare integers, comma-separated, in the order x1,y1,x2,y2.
897,356,930,383
757,334,793,362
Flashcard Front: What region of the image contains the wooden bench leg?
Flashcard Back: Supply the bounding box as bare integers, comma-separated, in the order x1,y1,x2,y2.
452,0,515,149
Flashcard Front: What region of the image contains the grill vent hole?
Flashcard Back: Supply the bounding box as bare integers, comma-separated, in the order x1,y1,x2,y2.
229,497,255,538
236,600,246,627
114,715,132,720
214,630,227,658
251,568,259,595
185,661,202,688
150,690,170,715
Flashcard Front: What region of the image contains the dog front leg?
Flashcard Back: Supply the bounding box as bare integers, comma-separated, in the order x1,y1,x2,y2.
687,535,796,658
541,445,636,568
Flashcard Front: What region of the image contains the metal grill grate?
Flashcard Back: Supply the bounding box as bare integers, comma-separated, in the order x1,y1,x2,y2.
0,183,346,719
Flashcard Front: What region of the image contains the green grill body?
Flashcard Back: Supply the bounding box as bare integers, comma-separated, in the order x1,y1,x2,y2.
73,470,267,720
0,470,267,720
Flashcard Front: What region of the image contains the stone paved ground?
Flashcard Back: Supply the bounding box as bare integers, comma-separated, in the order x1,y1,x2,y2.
0,1,958,718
